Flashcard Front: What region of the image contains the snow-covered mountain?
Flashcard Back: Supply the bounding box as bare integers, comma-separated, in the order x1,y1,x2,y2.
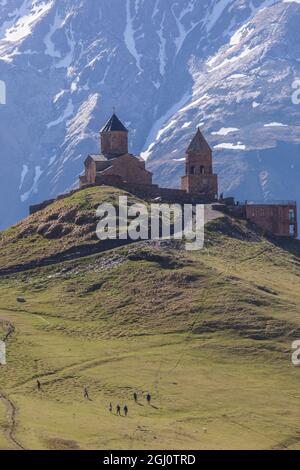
0,0,299,228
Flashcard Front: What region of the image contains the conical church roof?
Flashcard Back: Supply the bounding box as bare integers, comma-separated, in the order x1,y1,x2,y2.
101,113,128,132
187,128,211,153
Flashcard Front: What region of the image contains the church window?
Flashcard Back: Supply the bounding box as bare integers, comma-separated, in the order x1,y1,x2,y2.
289,209,295,222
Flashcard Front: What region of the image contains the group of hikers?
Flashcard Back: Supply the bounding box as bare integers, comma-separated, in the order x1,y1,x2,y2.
37,381,151,417
108,391,152,417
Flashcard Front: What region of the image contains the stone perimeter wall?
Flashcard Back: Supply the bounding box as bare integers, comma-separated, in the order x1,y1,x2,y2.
29,182,216,215
29,184,298,239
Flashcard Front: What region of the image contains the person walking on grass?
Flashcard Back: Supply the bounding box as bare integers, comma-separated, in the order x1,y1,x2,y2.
84,387,89,400
109,403,113,413
124,405,128,417
133,392,138,403
146,393,151,405
37,380,41,391
116,404,121,416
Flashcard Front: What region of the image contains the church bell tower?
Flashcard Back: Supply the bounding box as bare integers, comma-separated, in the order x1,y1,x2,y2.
181,128,218,200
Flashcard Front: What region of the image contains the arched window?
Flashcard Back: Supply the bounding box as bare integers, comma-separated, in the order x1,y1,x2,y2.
190,166,195,174
200,166,205,174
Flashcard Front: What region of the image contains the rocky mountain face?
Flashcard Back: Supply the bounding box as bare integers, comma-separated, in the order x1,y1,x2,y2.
0,0,299,229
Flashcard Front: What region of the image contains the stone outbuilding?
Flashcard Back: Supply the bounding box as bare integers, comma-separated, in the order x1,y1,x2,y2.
245,202,298,238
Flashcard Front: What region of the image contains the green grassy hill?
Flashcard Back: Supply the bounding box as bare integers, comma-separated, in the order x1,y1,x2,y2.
0,186,145,273
0,186,300,450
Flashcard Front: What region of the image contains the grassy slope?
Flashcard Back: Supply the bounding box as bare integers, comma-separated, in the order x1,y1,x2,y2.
0,187,300,450
0,186,144,271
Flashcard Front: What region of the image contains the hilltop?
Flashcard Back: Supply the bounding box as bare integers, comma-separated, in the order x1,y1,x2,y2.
0,186,145,274
0,185,225,274
0,186,300,450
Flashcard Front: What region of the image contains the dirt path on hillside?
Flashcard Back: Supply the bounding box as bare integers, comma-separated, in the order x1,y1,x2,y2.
204,204,224,224
0,317,25,450
0,391,25,450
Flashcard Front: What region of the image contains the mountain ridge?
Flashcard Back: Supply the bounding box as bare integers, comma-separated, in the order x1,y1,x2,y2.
0,0,299,228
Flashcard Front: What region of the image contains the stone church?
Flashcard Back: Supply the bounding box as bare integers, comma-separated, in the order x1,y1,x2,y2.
30,111,298,239
80,113,153,190
78,112,298,238
80,112,218,201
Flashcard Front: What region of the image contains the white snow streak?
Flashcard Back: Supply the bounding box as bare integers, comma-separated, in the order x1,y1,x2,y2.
172,0,199,55
206,0,231,33
212,127,239,136
264,122,288,127
21,165,43,202
157,13,166,76
47,99,74,128
214,142,246,150
124,0,142,72
141,91,191,161
44,11,63,58
55,25,75,68
1,1,53,44
19,164,28,190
